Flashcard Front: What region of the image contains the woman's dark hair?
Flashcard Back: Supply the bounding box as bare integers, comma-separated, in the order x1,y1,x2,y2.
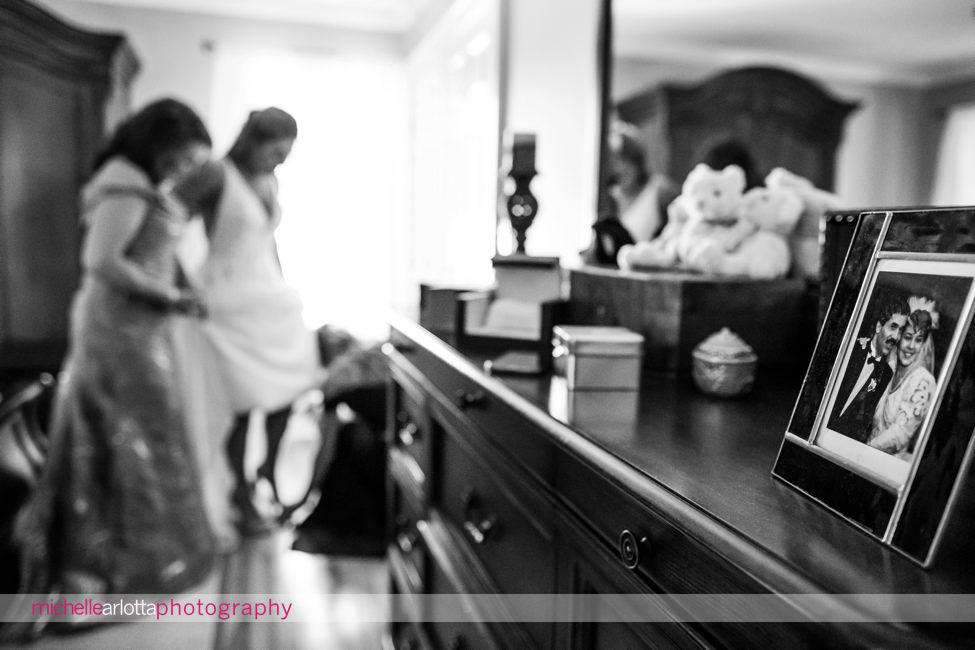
703,139,761,189
872,295,909,331
93,98,211,182
227,107,298,167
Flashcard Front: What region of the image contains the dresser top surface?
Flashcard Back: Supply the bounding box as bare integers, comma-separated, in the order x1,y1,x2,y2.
389,314,975,600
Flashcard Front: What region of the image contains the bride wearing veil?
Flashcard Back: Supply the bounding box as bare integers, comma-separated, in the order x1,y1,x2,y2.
868,296,939,461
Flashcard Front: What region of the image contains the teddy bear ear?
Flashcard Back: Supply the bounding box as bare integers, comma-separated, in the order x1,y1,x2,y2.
722,164,746,189
764,167,789,185
682,163,711,190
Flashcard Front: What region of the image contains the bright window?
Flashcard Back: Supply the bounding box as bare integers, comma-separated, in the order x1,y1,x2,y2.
932,102,975,206
207,46,409,341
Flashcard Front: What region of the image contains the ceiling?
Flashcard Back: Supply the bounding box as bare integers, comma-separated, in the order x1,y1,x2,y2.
60,0,434,33
613,0,975,86
61,0,975,86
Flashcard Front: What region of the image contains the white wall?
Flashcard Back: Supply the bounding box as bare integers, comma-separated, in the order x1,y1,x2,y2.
503,0,603,262
830,83,928,207
35,1,412,337
405,0,502,290
36,0,400,121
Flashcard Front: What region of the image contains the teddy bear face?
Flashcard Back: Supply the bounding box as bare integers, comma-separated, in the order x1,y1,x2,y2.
739,186,803,236
681,163,746,223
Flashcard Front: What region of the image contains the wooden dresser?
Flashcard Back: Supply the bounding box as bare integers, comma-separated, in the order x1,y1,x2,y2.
384,314,975,649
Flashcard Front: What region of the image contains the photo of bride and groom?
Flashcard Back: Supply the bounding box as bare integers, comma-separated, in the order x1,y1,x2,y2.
822,266,973,477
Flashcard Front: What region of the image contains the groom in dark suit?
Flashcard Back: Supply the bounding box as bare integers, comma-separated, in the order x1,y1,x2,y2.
827,296,909,443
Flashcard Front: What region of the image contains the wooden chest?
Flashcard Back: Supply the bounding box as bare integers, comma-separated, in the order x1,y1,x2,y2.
568,266,818,375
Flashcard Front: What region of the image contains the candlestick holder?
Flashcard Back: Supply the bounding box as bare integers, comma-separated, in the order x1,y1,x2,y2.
501,132,538,254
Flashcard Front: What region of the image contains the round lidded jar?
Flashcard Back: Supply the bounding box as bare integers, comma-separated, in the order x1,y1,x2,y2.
691,328,758,398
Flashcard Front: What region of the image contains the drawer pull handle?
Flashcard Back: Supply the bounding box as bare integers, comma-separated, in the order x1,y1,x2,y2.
461,488,498,545
619,529,649,570
454,389,486,410
397,422,419,446
463,518,497,545
396,530,418,554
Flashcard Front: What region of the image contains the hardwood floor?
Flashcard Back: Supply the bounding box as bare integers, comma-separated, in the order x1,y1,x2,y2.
213,532,388,650
5,406,390,650
5,532,389,650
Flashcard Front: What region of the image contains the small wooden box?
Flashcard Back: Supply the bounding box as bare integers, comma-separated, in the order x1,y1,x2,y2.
569,266,817,375
454,255,569,369
420,284,475,335
455,292,569,369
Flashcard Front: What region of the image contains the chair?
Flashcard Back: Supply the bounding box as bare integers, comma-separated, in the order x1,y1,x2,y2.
0,373,56,593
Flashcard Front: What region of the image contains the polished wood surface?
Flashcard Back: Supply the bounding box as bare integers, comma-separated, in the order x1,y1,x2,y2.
388,312,975,647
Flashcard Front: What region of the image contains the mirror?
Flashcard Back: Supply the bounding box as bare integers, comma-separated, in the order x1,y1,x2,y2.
595,0,975,265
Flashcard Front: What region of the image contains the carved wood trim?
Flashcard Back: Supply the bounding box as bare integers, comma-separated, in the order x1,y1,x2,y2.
617,66,858,191
0,0,139,85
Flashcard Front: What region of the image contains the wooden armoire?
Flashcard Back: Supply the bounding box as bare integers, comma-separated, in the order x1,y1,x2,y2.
616,66,858,191
0,0,139,377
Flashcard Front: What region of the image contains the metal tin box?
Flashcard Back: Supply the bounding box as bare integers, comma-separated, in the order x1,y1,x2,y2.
551,325,644,390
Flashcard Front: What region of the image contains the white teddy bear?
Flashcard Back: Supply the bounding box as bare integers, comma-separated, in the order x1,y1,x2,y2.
618,163,746,272
703,185,803,279
764,167,843,279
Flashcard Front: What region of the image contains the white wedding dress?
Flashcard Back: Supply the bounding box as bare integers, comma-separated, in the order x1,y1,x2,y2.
175,159,322,546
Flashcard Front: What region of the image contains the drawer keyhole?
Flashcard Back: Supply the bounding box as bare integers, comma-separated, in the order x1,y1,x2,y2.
454,389,486,410
397,422,419,446
396,530,418,554
619,529,649,570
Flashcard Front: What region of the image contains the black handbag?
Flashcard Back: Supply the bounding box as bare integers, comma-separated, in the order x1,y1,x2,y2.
584,217,635,266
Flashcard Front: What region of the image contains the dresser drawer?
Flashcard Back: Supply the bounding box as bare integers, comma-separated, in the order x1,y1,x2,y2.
387,620,429,650
426,560,498,650
422,519,502,650
418,515,544,650
555,509,711,650
389,447,425,512
557,450,764,598
434,402,557,599
389,477,426,596
408,343,555,486
390,364,431,487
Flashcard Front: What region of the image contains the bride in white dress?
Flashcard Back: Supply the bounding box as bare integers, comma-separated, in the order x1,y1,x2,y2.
868,296,939,461
175,108,322,540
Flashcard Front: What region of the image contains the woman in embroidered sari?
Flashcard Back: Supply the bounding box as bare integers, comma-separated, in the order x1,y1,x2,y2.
15,98,216,603
868,296,939,461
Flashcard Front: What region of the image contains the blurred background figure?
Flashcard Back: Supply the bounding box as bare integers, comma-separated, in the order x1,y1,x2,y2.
585,121,680,265
15,98,216,610
609,121,680,243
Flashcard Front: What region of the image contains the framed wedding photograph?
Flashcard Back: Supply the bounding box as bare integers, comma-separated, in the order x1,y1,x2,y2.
773,207,975,567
